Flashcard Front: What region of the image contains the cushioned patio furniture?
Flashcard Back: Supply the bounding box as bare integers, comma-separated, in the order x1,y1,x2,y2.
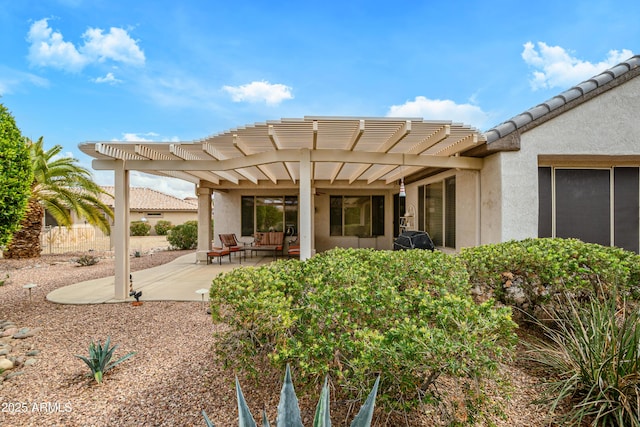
287,236,300,257
207,247,231,264
219,233,244,258
253,231,285,257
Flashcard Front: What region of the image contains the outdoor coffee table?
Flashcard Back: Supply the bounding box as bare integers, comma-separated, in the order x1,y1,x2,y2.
248,244,280,261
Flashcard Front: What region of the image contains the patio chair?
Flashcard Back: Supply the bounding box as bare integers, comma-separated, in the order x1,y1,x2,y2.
219,233,245,258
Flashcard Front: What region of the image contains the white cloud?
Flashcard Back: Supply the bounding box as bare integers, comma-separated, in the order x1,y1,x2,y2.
222,80,293,106
387,96,491,129
114,132,160,142
522,42,633,90
27,18,145,72
27,18,87,72
93,72,122,84
0,65,49,95
82,27,145,66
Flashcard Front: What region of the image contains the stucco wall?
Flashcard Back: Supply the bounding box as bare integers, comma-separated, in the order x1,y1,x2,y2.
212,191,243,247
495,76,640,242
456,170,480,249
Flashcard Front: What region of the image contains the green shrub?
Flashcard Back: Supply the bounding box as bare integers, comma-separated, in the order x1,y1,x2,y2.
0,103,33,248
130,220,151,236
459,238,640,318
167,220,197,249
154,220,173,236
527,292,640,426
210,248,517,420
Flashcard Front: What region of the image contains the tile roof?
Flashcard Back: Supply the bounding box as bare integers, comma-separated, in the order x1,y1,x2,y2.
100,186,198,211
484,55,640,145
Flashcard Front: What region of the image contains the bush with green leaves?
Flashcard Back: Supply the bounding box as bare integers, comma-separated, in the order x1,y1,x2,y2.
129,220,151,236
167,220,198,249
154,220,173,236
459,238,640,318
210,248,517,420
526,291,640,426
202,364,379,426
0,103,33,248
74,337,135,384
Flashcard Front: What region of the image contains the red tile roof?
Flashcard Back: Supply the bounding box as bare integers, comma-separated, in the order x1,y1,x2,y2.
100,186,198,211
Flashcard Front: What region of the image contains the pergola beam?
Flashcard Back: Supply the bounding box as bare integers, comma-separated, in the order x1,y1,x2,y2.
234,134,278,184
347,120,411,183
93,149,483,172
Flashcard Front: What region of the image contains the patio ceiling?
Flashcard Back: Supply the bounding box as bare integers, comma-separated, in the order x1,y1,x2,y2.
79,116,486,190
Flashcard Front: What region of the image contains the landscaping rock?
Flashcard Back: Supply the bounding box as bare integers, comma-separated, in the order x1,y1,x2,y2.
5,371,24,380
0,321,41,385
13,327,42,339
0,358,14,371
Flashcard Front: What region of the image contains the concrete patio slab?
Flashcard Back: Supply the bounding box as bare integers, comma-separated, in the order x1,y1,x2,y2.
46,252,275,304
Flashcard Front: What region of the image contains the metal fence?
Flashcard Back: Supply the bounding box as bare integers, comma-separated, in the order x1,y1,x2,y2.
40,225,113,254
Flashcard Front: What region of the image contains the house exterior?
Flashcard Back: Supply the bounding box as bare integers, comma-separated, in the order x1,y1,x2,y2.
400,54,640,253
79,54,640,300
99,186,198,234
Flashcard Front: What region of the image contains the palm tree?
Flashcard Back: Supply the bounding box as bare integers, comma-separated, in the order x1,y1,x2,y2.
3,137,114,259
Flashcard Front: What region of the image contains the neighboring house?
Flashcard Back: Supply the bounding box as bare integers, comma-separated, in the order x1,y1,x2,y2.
99,186,198,234
79,54,640,300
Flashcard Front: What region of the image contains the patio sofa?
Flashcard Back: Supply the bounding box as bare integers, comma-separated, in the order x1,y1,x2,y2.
253,231,285,257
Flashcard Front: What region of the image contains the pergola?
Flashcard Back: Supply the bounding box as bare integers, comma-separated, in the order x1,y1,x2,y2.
79,116,486,300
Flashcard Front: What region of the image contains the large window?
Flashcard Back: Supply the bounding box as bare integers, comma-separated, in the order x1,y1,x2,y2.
241,196,298,237
421,177,456,248
538,167,639,252
330,195,384,236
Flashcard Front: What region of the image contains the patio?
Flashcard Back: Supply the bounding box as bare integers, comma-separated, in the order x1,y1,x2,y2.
46,252,276,304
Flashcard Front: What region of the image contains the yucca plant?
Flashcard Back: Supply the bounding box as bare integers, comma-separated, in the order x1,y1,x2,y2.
74,337,136,384
526,292,640,426
203,364,380,426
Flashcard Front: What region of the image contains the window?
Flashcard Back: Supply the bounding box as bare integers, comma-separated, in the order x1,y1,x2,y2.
241,196,298,237
421,177,456,248
538,167,639,253
330,195,385,236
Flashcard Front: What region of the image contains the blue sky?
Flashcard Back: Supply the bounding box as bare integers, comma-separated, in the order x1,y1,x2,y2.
1,0,637,198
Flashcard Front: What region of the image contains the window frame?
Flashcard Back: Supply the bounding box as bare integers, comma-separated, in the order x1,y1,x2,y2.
241,195,298,237
330,195,385,237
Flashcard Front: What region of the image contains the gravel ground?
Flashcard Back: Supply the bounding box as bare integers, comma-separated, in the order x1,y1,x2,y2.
0,243,550,426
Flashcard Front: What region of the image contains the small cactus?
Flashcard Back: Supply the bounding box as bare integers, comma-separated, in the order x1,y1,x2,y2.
203,364,380,427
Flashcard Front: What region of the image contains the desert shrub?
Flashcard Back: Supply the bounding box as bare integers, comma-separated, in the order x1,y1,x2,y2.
167,220,197,249
459,238,640,318
210,248,517,420
76,254,100,266
527,291,640,426
129,220,151,236
154,220,173,236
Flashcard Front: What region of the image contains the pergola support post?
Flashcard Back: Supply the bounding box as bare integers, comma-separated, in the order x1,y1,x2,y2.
196,186,213,263
113,161,130,301
299,149,313,260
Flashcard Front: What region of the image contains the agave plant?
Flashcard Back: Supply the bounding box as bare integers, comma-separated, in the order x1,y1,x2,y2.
203,364,380,426
74,337,136,384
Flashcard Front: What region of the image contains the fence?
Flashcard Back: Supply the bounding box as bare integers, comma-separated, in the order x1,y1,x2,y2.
40,225,113,254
